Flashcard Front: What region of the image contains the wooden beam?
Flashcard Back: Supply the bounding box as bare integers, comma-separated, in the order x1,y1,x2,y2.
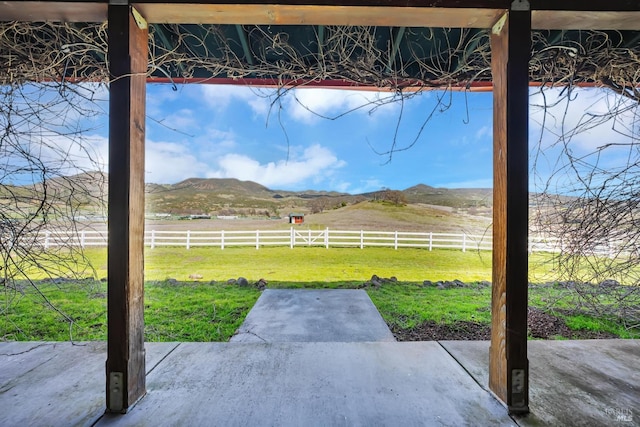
489,2,529,415
1,1,639,30
133,0,640,10
106,4,148,413
531,0,640,12
532,11,640,30
134,4,504,27
0,1,107,22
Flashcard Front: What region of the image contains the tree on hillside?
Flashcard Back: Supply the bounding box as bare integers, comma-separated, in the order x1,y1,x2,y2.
380,189,407,206
308,197,331,214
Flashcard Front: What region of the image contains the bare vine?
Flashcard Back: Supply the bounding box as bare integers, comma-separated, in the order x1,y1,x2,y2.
1,82,106,340
1,20,639,336
530,83,640,332
1,22,638,97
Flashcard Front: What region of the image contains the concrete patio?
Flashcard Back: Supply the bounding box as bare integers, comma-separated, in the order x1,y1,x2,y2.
0,290,637,426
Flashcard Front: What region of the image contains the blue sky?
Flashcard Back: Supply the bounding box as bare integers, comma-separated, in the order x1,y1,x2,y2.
140,84,495,193
68,83,637,195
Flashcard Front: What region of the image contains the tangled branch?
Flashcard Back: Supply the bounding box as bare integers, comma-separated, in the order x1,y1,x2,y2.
1,22,638,99
1,21,639,336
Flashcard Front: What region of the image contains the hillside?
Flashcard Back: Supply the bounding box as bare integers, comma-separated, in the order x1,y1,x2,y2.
303,201,491,234
143,177,494,216
400,184,493,208
9,172,499,232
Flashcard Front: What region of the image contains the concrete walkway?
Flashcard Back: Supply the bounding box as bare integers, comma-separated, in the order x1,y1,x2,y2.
230,289,396,342
442,340,639,426
0,289,638,426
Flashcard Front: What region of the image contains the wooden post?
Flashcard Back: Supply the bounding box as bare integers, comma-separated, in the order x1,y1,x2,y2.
325,227,329,249
489,0,530,415
106,4,148,413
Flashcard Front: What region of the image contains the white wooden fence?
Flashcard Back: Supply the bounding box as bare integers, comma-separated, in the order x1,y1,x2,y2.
38,228,495,252
34,228,630,255
36,227,617,254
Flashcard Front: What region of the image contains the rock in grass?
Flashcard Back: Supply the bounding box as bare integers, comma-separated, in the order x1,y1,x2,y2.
237,277,249,287
255,278,268,290
600,279,620,288
370,274,382,287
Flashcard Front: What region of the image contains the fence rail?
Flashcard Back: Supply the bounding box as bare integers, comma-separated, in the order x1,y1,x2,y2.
31,227,604,254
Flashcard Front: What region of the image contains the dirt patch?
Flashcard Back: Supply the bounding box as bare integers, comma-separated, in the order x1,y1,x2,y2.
392,321,490,341
527,307,618,339
392,307,618,341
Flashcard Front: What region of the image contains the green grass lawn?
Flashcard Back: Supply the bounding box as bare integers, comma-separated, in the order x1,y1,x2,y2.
2,247,637,341
82,246,497,282
2,280,260,342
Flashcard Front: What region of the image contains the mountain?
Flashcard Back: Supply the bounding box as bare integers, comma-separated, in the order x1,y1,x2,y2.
10,172,497,217
143,178,495,216
170,178,273,196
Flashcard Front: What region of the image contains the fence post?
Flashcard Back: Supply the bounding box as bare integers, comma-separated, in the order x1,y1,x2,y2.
429,232,433,251
186,230,191,250
608,239,614,259
325,227,329,249
221,230,225,250
45,230,50,250
360,230,364,249
81,230,86,249
289,227,293,248
256,230,260,250
462,233,467,252
151,230,155,249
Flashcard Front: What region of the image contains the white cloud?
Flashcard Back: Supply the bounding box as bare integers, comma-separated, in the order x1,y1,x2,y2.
200,85,270,116
285,88,398,123
206,144,346,188
198,85,400,124
435,178,493,189
32,133,108,175
332,181,353,194
475,125,491,140
528,87,639,191
345,178,386,194
145,140,210,183
166,108,198,129
200,127,237,150
529,87,637,153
